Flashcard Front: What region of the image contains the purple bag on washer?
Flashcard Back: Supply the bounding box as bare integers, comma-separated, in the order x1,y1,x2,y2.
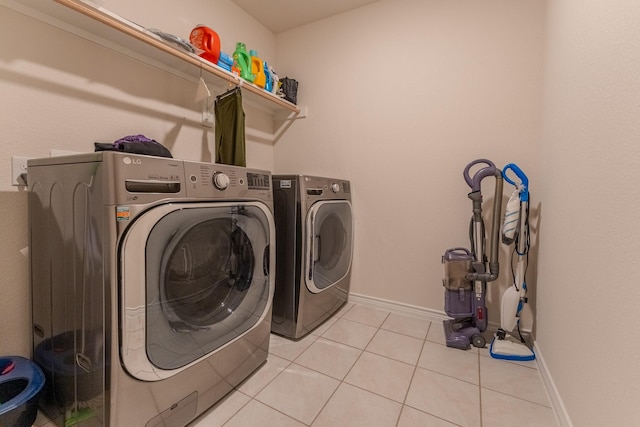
94,134,172,158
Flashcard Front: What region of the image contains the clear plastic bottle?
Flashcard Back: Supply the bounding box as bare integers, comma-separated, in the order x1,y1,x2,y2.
269,66,279,95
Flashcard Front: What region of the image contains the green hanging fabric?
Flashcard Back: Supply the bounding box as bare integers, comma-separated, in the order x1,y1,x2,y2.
214,87,246,166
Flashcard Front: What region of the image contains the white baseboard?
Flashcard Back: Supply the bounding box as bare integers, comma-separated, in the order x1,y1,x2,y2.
534,342,573,427
348,292,449,322
348,292,531,334
349,292,570,427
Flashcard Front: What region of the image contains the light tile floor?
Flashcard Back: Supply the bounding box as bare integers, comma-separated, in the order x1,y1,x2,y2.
191,303,559,427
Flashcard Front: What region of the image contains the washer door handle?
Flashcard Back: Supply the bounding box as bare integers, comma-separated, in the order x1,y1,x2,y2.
313,235,320,262
308,234,321,281
263,245,270,276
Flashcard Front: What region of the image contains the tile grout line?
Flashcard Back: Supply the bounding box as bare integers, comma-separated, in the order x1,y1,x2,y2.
478,348,484,427
401,319,431,404
322,306,472,426
222,351,296,426
248,395,314,426
394,319,427,427
291,305,472,425
327,311,469,427
229,304,520,427
253,336,319,425
289,332,331,426
306,309,390,426
224,304,491,427
480,384,555,410
219,391,252,427
399,319,468,427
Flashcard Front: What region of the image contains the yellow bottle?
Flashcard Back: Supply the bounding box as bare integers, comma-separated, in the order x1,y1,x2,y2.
250,50,266,88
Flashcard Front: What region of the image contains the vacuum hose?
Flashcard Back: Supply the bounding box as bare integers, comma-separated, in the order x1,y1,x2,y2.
465,168,503,282
489,168,503,278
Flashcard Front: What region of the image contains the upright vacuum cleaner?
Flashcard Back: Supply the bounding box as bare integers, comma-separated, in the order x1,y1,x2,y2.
489,163,536,361
443,159,503,349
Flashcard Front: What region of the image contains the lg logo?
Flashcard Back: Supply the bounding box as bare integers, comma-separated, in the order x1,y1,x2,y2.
122,157,142,165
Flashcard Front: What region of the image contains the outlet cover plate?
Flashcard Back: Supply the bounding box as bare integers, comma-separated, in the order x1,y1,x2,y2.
11,156,30,186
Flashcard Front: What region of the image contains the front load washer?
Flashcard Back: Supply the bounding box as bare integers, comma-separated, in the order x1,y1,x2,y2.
28,152,275,426
271,175,353,339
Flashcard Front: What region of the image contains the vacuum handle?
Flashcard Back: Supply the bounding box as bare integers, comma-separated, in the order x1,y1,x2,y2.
463,159,496,192
503,163,529,202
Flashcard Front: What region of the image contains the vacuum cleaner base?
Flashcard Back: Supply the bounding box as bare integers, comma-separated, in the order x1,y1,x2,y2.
443,319,486,350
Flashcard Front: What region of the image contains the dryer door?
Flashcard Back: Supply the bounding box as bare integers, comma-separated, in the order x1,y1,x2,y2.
305,200,353,293
120,202,274,381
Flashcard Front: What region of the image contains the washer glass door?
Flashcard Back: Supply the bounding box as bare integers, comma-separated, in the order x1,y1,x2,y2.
120,202,274,380
305,200,353,293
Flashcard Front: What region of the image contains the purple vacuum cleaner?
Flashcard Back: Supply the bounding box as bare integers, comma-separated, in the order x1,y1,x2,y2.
442,159,503,350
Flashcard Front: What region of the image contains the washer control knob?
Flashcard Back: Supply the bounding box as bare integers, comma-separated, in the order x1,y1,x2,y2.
330,183,340,193
212,172,230,190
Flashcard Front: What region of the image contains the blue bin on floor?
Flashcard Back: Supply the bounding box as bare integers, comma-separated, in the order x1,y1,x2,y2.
0,356,45,427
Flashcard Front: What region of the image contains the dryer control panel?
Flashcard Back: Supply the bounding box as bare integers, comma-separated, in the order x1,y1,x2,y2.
302,175,351,201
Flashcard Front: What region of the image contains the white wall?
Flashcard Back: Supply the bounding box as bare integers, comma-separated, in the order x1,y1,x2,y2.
275,1,640,424
537,1,640,425
0,0,278,356
275,0,545,327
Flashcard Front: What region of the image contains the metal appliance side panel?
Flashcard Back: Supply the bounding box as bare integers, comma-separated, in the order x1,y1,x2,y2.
28,158,108,424
270,176,302,337
271,175,353,339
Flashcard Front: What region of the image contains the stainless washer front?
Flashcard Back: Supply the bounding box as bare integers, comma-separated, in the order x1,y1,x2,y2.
29,152,275,426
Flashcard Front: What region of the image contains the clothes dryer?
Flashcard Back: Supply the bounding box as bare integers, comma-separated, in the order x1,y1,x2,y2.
271,175,353,339
28,152,275,426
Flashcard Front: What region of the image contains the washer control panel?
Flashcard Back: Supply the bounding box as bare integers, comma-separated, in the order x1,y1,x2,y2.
182,161,272,201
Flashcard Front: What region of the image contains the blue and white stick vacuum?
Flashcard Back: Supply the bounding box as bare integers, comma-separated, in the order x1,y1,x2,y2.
489,163,536,361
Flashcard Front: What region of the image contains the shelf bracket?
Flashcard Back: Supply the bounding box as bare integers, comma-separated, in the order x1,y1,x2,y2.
201,97,214,127
196,76,214,127
275,106,307,122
